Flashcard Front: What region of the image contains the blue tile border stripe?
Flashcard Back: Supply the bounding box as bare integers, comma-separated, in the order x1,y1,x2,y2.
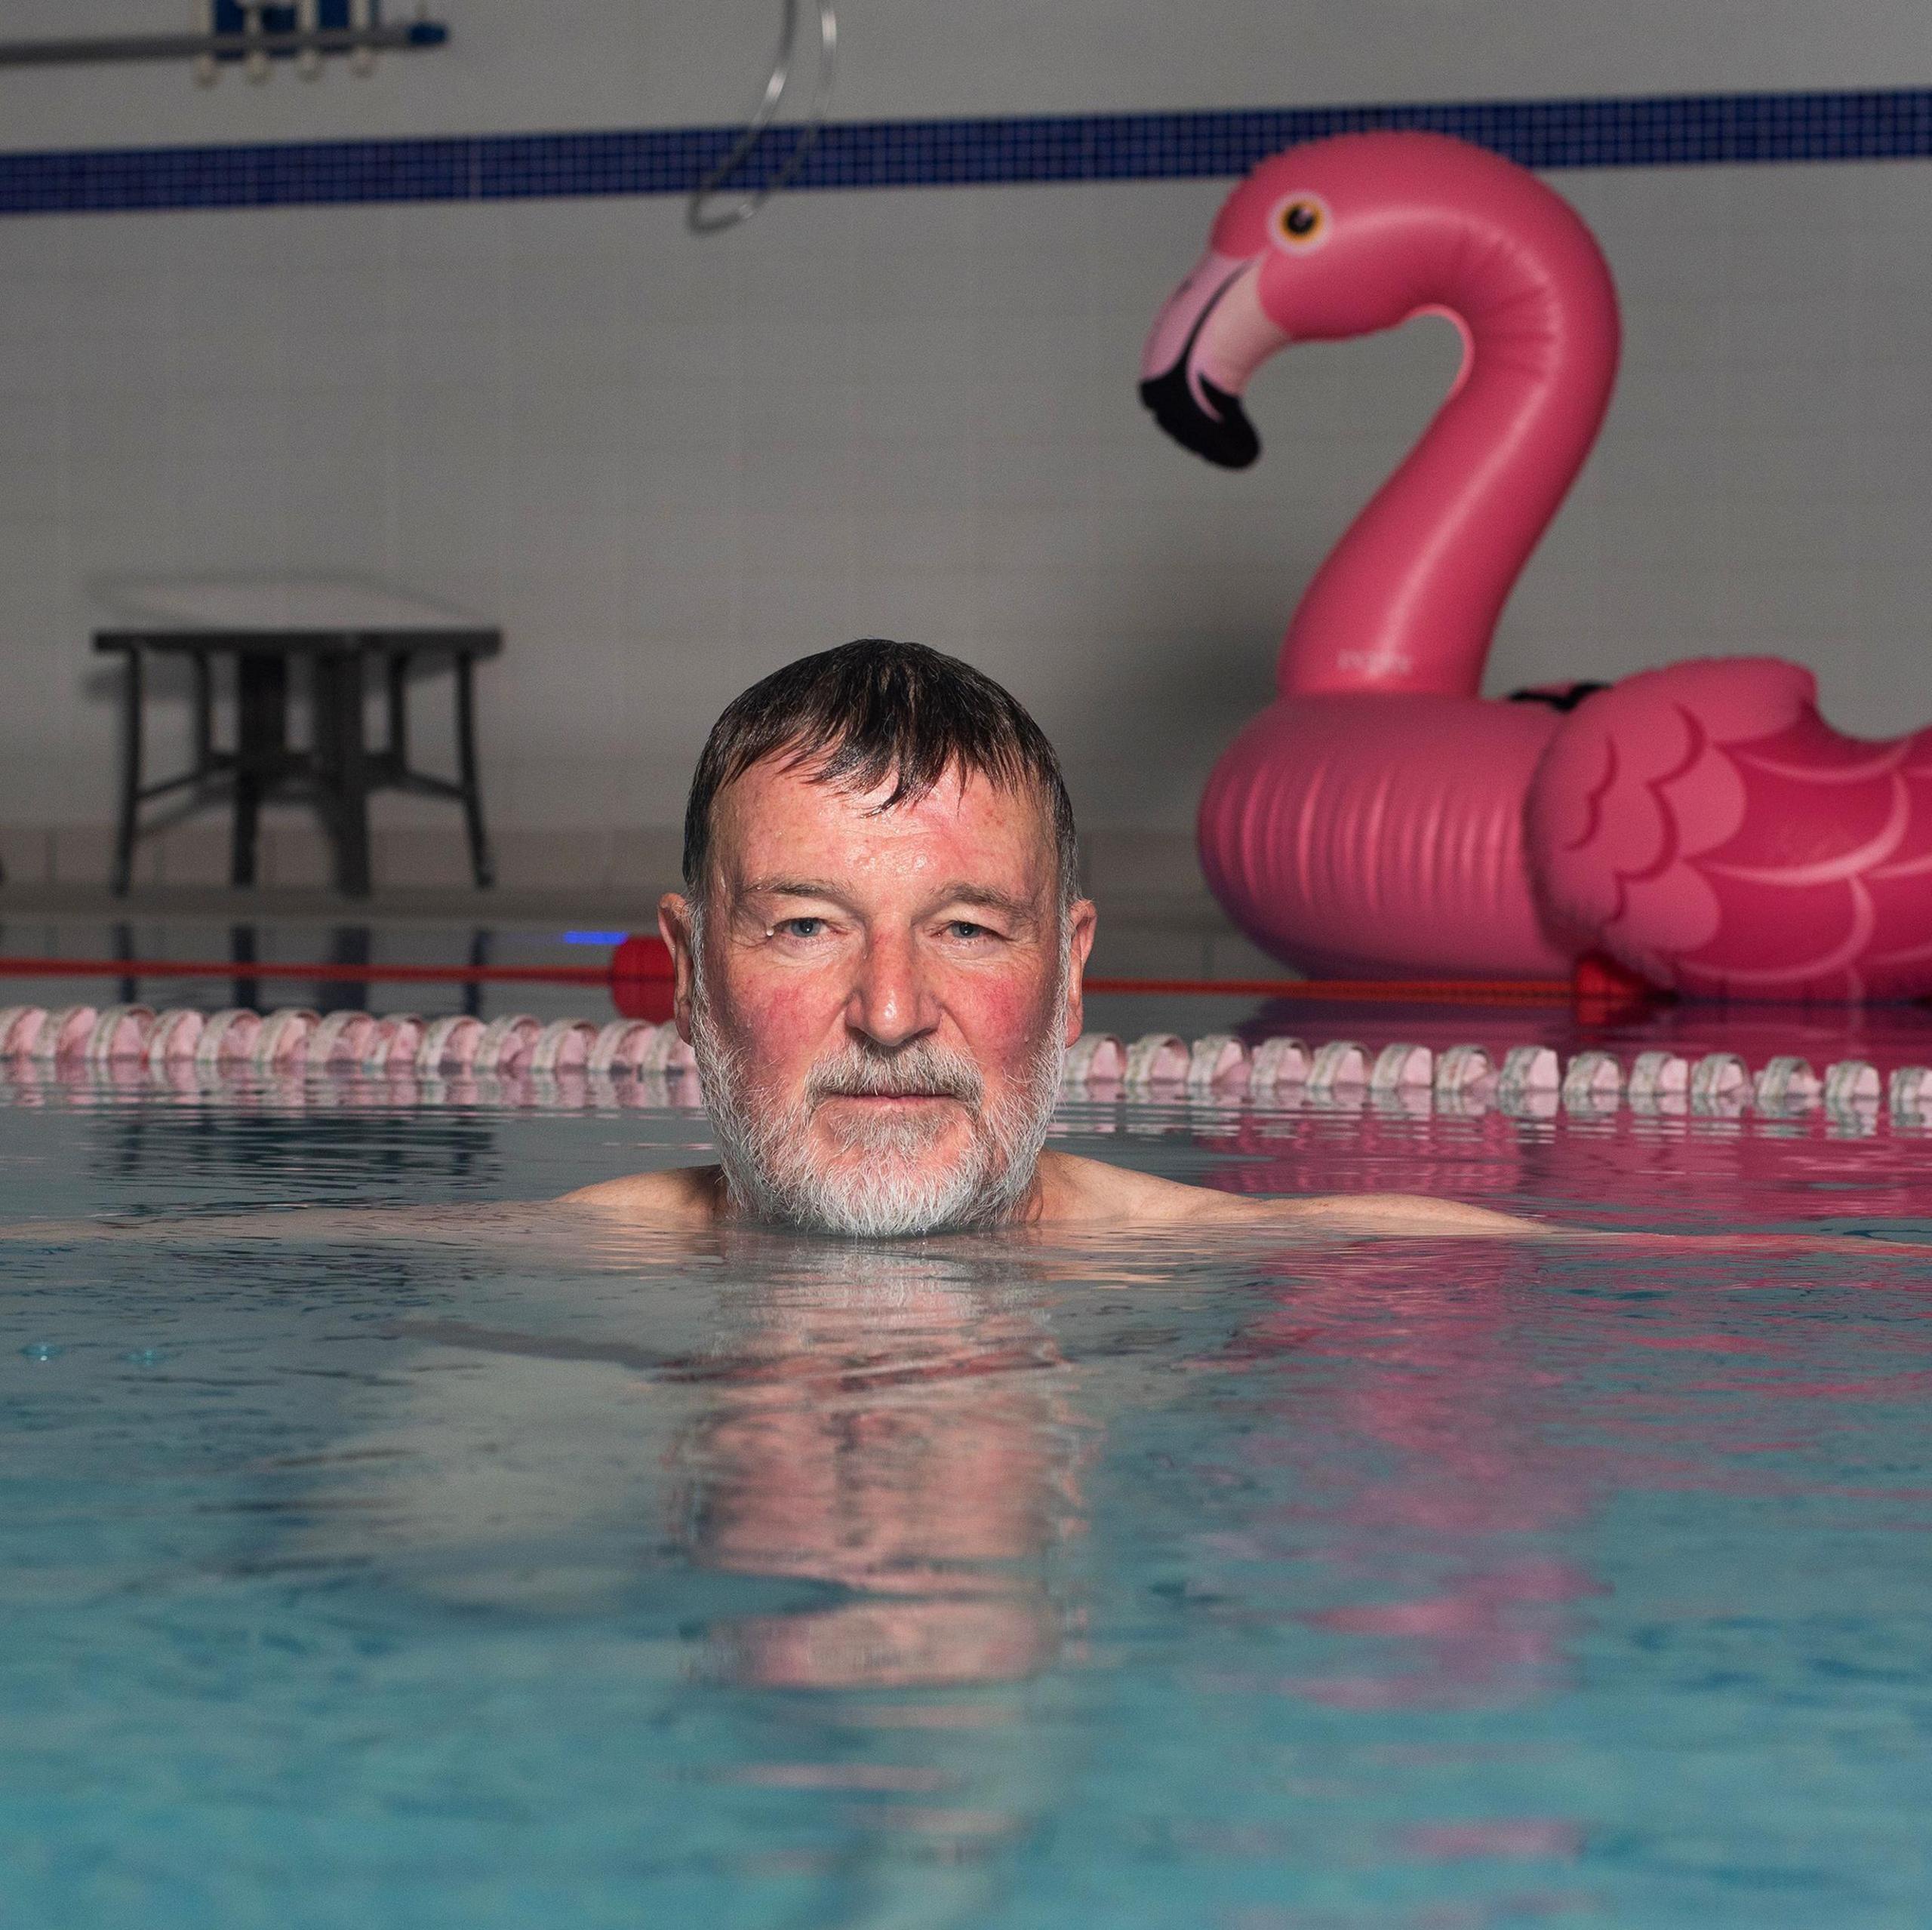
0,85,1928,217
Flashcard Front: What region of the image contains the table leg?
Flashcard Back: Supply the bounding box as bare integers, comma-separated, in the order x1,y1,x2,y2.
111,648,144,896
112,919,135,1006
455,651,494,888
232,653,288,888
463,927,491,1019
230,923,259,1013
192,650,213,774
315,654,371,897
322,923,371,1014
385,653,408,765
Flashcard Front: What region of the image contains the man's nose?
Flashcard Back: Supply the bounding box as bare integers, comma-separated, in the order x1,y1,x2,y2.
845,933,940,1049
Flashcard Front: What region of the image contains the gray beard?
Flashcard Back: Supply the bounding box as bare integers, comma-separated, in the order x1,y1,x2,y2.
688,941,1068,1239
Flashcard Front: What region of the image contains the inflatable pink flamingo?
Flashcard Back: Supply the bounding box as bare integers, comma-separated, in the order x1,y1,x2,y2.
1142,130,1932,1000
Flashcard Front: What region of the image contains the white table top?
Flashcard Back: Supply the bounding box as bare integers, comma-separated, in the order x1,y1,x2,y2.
91,574,488,634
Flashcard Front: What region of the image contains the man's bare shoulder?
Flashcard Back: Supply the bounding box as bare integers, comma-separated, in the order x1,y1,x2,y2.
558,1165,724,1228
1032,1151,1552,1238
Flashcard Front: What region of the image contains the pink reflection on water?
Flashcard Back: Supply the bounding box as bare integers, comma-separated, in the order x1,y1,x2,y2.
1186,1243,1608,1710
1223,1887,1598,1928
1312,1559,1603,1636
1172,1092,1932,1711
1401,1818,1585,1861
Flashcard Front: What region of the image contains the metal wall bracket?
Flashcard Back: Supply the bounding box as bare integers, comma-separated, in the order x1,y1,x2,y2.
0,8,448,75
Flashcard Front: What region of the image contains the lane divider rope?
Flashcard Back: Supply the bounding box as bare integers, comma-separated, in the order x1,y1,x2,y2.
0,1003,1923,1126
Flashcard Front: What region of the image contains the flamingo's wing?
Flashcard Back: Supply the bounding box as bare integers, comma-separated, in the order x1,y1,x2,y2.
1526,657,1932,998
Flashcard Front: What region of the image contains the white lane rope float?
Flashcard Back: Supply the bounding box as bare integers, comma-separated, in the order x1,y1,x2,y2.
0,1004,1923,1126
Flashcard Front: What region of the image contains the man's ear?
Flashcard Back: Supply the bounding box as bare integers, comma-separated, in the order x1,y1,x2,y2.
1063,899,1098,1045
658,892,700,1042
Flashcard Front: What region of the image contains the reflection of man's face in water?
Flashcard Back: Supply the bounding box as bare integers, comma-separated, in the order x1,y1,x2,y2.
669,757,1096,1237
682,1246,1087,1692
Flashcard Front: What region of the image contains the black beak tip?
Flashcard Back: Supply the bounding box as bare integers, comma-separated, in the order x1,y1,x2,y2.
1137,364,1261,471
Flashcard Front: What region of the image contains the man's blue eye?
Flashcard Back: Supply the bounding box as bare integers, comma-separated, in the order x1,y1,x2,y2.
782,917,824,937
949,921,987,939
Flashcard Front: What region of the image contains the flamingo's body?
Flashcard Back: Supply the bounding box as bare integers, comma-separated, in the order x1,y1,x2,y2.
1528,658,1932,1000
1143,131,1932,999
1201,693,1566,977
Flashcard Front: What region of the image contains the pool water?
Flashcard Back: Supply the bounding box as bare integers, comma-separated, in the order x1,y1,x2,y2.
3,1076,1931,1928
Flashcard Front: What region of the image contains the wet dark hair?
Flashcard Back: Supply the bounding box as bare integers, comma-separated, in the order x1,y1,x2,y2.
682,638,1079,903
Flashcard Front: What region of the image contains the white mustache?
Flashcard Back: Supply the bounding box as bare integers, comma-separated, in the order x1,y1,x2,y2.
807,1045,984,1107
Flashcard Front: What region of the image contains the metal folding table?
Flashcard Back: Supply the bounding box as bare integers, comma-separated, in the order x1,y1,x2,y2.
95,601,500,898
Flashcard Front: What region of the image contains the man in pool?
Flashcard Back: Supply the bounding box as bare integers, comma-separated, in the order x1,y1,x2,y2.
565,637,1535,1240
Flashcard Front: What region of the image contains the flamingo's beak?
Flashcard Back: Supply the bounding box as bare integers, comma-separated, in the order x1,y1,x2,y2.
1137,251,1286,470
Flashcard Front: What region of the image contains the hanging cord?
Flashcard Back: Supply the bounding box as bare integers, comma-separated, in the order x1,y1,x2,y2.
686,0,838,235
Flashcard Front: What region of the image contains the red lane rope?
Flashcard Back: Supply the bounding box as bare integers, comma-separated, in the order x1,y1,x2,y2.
1082,976,1574,1003
0,954,1577,1003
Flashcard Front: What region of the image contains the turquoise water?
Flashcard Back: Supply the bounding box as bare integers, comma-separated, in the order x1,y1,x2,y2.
4,1081,1931,1928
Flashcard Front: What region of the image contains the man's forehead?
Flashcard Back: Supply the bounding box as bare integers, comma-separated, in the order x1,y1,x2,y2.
713,754,1054,884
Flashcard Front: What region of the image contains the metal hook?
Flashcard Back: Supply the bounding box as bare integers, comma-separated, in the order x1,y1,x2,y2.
685,0,838,237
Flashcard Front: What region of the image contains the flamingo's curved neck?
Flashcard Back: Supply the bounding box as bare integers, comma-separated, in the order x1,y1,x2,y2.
1278,224,1619,699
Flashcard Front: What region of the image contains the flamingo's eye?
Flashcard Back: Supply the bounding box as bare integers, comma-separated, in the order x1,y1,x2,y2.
1277,198,1327,245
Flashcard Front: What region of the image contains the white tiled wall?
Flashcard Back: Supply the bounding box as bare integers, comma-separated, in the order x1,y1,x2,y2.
0,2,1928,887
2,0,1924,146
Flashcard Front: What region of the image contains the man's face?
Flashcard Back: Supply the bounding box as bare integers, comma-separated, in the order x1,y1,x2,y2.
662,755,1096,1234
